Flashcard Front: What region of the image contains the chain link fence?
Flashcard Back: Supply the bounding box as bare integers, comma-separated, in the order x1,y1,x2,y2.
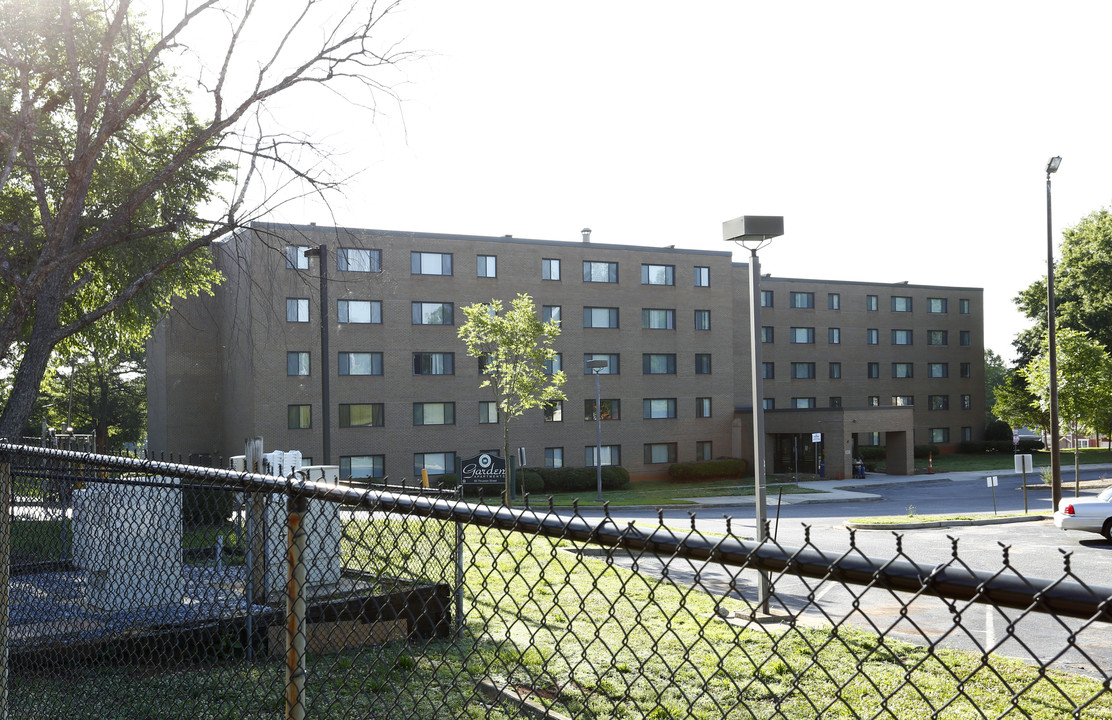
2,443,1111,719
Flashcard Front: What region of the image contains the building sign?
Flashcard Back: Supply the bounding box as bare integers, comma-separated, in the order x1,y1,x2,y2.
460,452,506,484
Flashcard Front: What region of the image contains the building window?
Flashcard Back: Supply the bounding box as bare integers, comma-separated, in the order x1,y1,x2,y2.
644,443,677,464
829,362,841,379
412,302,454,325
828,328,841,344
959,299,971,314
585,445,620,467
829,396,842,408
694,309,711,331
928,298,948,313
694,266,710,287
891,329,913,345
761,326,774,343
643,398,677,419
544,401,563,422
791,362,816,379
961,394,972,410
338,248,381,273
892,395,914,406
696,441,713,461
762,362,774,379
584,307,620,329
828,293,840,310
339,352,384,376
761,290,774,307
927,362,949,378
866,295,878,311
341,455,384,480
791,397,816,409
867,396,880,406
892,363,914,378
287,298,309,323
413,402,455,426
545,447,564,468
286,245,309,270
338,299,382,324
477,255,497,278
287,404,311,429
867,362,879,379
340,403,384,428
961,427,973,442
789,291,815,309
960,362,972,378
891,296,913,312
412,352,454,375
642,308,676,330
542,305,561,325
542,258,561,280
960,330,971,346
411,251,452,276
479,401,498,424
695,354,712,375
584,354,619,374
414,452,455,477
696,397,711,418
929,395,949,411
643,354,677,374
930,428,950,443
585,399,621,421
790,327,815,344
927,330,948,346
583,260,618,283
544,353,562,375
866,328,879,345
763,398,775,410
287,351,310,376
641,264,675,285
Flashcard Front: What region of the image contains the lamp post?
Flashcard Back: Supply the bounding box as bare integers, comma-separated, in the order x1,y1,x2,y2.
1046,156,1062,510
586,359,608,502
304,244,331,465
724,215,784,615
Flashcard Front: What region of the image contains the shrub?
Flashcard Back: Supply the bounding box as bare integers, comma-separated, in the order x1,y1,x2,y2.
914,444,939,459
521,470,544,494
984,420,1013,442
667,457,748,483
529,466,630,493
858,447,886,461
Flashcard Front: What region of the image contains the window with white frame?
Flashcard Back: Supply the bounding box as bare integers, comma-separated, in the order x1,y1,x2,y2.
641,264,674,285
411,251,452,275
338,352,383,376
287,298,309,323
338,248,381,273
338,299,382,324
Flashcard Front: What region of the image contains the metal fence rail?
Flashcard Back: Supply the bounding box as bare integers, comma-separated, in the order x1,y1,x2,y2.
2,443,1110,719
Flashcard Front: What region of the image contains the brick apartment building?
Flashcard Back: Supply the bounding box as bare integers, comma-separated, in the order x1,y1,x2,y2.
147,222,985,482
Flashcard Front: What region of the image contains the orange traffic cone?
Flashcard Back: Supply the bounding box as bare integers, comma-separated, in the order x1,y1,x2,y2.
928,452,934,474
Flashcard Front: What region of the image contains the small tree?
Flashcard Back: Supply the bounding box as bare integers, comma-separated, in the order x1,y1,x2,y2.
458,293,566,503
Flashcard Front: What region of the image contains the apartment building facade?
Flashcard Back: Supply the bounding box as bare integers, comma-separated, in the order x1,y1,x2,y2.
147,222,985,482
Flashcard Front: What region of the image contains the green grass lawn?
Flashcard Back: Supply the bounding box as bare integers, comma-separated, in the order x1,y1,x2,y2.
899,447,1112,473
515,479,816,508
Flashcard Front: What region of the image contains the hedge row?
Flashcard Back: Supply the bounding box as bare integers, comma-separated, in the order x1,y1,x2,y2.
958,439,1045,454
668,458,748,483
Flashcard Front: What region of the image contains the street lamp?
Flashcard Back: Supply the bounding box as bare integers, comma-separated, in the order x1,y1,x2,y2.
586,359,608,502
304,244,331,465
1046,156,1062,509
724,214,784,615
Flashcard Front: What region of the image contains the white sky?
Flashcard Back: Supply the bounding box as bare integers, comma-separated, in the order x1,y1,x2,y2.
245,1,1112,364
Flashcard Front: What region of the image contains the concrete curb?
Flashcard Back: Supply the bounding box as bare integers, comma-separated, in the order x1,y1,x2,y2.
844,515,1051,531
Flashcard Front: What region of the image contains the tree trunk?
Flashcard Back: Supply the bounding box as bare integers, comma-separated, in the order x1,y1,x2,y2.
0,277,66,440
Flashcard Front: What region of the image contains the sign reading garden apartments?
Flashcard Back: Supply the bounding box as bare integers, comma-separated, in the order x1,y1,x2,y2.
460,453,506,485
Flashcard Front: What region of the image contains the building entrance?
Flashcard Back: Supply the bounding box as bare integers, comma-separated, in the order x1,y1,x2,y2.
773,433,820,476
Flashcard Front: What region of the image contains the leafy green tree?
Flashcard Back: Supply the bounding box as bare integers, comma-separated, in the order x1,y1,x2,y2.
984,349,1009,425
458,293,566,503
0,0,410,438
991,371,1047,439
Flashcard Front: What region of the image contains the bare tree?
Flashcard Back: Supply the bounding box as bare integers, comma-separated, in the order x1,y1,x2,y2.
0,0,412,437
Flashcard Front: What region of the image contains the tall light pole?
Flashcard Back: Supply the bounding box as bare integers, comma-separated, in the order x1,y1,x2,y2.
724,215,784,615
304,244,330,465
1046,156,1062,510
587,359,608,502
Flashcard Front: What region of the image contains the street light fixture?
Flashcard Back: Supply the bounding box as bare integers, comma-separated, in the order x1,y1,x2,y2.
724,215,784,615
304,244,331,465
1045,157,1062,509
586,359,608,502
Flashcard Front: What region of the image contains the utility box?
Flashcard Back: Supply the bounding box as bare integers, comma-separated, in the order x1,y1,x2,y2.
72,479,185,610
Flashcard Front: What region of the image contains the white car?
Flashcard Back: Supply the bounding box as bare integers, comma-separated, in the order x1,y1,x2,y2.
1053,487,1112,540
